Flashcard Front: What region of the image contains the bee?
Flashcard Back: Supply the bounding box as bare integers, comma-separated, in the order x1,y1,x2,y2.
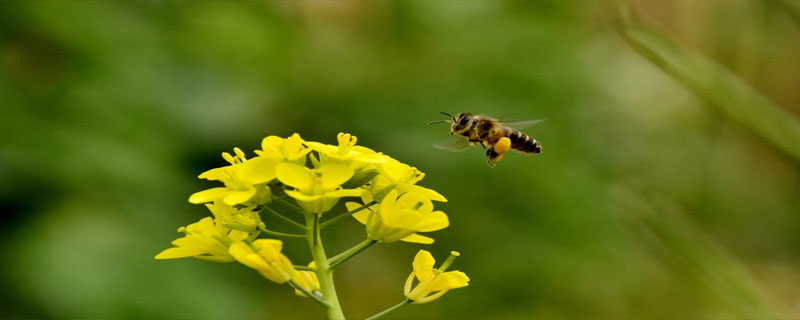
428,112,543,167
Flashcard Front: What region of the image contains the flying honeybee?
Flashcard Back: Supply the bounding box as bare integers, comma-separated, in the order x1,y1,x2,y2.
428,112,543,167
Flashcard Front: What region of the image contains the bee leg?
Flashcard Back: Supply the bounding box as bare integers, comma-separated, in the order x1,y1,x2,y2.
485,147,503,167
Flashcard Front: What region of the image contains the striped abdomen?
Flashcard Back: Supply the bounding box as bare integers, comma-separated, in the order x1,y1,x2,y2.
506,129,542,154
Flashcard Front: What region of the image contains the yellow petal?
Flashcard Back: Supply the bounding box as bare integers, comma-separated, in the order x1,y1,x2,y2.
379,159,411,181
284,134,305,153
237,157,277,184
223,188,257,206
318,164,354,190
194,255,235,263
401,234,434,244
292,269,320,296
261,136,285,151
304,141,337,154
228,230,251,242
252,239,283,253
172,237,228,257
379,190,399,213
276,163,313,191
396,192,433,213
229,242,267,270
184,217,217,234
346,202,370,225
205,201,236,219
189,187,229,204
382,209,422,229
198,167,229,180
325,189,364,199
413,250,435,282
417,211,449,232
403,185,447,202
285,190,322,202
155,247,205,259
429,271,470,291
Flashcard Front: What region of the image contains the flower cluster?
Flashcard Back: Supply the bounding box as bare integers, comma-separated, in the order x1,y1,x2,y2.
157,133,468,319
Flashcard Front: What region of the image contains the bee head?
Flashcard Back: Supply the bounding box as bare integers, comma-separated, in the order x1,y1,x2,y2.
451,113,473,133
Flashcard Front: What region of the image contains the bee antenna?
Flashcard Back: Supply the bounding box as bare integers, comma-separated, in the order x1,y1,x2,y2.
427,120,450,126
439,112,453,118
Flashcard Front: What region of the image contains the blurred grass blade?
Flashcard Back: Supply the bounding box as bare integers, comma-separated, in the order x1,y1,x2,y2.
770,0,800,27
617,2,800,162
613,187,782,318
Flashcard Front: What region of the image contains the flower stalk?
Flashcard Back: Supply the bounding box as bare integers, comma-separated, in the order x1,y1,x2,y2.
306,214,346,320
261,205,306,231
320,201,377,229
328,239,377,271
365,299,411,320
289,279,329,308
256,225,306,238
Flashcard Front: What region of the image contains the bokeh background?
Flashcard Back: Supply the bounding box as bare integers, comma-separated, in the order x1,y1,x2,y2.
2,0,800,319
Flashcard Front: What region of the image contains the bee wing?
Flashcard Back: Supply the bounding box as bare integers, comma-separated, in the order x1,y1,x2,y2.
496,119,545,130
433,135,472,152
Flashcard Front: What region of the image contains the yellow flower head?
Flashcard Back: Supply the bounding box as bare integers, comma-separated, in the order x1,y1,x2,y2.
371,159,447,202
189,149,278,206
206,201,261,233
404,250,469,304
256,134,312,165
292,262,321,298
276,162,363,214
305,133,390,168
155,217,250,262
347,190,449,244
228,239,296,284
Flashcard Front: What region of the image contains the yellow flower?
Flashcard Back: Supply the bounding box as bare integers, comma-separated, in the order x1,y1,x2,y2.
276,162,364,214
305,133,389,168
292,262,321,298
155,217,249,262
255,134,312,165
206,201,261,233
404,250,469,303
371,159,446,202
228,239,296,284
188,148,278,206
346,190,448,244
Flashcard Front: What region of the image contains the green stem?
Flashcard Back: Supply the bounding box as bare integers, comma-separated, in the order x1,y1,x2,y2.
289,279,329,308
279,199,305,214
320,201,376,229
261,206,307,231
256,225,305,238
328,239,377,271
305,214,346,320
365,299,411,320
293,265,316,272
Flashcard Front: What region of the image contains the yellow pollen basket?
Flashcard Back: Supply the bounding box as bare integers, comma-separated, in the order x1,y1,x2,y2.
494,137,512,154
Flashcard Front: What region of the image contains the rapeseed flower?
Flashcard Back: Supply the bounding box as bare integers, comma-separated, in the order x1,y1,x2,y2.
346,190,449,244
371,159,446,202
188,149,278,206
305,133,389,168
292,262,321,298
256,134,312,165
159,132,467,319
155,216,249,262
276,162,363,214
206,201,261,233
228,239,296,284
404,250,469,303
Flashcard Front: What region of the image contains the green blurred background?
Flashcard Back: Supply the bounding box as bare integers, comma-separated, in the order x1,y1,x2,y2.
2,1,799,319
